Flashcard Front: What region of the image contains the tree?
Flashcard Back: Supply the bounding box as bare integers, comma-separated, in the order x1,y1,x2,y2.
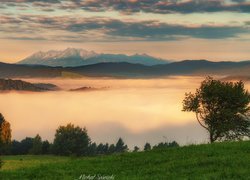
103,143,109,154
29,134,43,155
144,142,151,151
11,138,51,155
0,158,2,169
87,142,97,156
183,77,250,143
133,146,139,152
0,113,11,154
108,144,116,154
115,138,128,153
96,143,105,155
42,140,51,154
168,141,179,147
11,140,22,155
53,123,90,156
153,141,179,149
19,137,33,154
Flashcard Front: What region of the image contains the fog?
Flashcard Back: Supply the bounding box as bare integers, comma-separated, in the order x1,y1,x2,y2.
1,76,248,148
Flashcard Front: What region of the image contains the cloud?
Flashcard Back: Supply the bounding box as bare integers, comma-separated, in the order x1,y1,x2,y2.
63,18,247,40
1,0,60,3
1,0,250,14
0,0,61,10
61,0,250,14
4,36,46,41
231,0,246,3
0,15,248,42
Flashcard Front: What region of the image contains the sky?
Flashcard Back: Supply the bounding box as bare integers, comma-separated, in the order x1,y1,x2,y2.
1,0,250,62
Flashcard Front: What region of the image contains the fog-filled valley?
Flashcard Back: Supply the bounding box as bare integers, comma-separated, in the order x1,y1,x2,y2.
1,76,248,148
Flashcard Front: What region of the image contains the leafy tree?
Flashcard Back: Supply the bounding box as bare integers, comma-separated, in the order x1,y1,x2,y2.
53,123,90,156
183,77,250,143
144,142,151,151
96,143,105,155
11,140,22,155
115,138,128,153
19,137,33,154
42,140,51,154
11,138,51,155
29,134,43,155
0,113,11,154
133,146,140,152
87,142,97,156
168,141,179,147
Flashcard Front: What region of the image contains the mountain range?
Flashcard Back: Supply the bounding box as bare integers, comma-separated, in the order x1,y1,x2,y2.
0,60,250,78
18,48,169,67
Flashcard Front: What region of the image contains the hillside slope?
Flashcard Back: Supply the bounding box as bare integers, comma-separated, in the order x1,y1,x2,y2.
1,141,249,179
0,79,59,91
1,60,250,78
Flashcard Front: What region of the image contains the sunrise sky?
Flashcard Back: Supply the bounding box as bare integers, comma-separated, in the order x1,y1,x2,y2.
1,0,250,62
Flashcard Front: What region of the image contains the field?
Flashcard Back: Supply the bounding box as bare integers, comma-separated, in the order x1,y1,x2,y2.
0,141,249,180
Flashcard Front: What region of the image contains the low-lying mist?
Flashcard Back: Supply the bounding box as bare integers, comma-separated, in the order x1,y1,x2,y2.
1,76,249,148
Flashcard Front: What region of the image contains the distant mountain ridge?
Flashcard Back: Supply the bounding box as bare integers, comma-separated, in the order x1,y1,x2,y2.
1,60,250,78
18,48,169,67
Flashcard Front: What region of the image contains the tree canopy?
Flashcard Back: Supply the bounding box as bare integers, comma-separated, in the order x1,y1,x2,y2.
29,134,43,155
183,77,250,143
0,158,2,169
144,142,151,151
0,113,11,154
53,123,90,156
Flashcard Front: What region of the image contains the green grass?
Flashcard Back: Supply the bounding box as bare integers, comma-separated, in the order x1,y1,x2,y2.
0,141,250,180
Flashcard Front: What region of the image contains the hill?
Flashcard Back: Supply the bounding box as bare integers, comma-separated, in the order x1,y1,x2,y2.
0,141,249,179
0,79,59,91
18,48,169,67
66,60,250,77
0,62,62,78
1,60,250,78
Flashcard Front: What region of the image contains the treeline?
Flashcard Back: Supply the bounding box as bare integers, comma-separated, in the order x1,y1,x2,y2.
0,115,179,157
10,135,129,156
11,135,51,155
143,141,179,151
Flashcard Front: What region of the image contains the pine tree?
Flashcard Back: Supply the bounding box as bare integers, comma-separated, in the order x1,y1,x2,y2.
144,143,151,151
115,138,128,153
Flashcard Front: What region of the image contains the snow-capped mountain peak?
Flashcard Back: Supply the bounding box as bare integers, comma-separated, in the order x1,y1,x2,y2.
26,48,98,61
18,48,170,67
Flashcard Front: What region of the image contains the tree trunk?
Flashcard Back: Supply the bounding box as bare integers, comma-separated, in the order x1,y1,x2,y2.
209,131,215,143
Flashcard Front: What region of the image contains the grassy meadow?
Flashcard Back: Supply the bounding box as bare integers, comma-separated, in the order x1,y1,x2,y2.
0,141,249,180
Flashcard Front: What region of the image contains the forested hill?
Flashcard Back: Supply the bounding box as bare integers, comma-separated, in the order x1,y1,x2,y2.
0,60,250,78
0,79,58,91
